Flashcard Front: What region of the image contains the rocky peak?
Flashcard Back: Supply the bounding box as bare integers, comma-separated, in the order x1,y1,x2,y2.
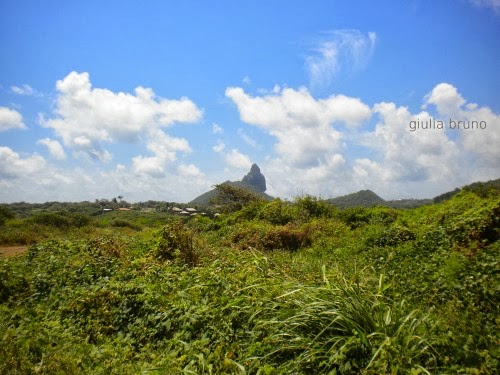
242,163,266,192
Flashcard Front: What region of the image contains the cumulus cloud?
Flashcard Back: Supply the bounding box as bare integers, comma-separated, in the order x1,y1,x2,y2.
0,107,26,131
351,83,500,197
423,83,500,166
226,85,373,196
305,29,376,89
226,85,370,169
41,71,202,161
226,86,371,130
423,83,465,116
227,82,499,199
212,140,252,170
358,102,461,185
37,138,67,160
178,163,204,177
0,145,210,203
224,149,252,169
132,129,191,176
0,146,46,178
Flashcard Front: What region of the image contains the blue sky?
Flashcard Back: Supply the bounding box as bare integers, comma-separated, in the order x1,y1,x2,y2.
1,0,499,203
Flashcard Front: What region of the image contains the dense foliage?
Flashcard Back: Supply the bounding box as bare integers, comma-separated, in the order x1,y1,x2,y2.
0,187,498,374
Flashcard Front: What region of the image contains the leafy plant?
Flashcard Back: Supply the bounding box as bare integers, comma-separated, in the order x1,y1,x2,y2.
153,220,199,266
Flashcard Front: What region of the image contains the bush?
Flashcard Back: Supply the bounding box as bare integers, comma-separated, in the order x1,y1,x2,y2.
0,205,15,226
364,224,416,248
29,211,93,228
295,195,334,220
258,198,295,225
109,219,141,230
153,220,199,266
262,223,312,251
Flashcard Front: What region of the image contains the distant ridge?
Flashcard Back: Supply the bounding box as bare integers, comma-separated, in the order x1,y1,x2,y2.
327,190,386,208
326,178,500,209
327,189,432,209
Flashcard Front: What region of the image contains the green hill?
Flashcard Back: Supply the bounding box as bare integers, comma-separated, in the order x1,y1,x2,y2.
327,189,386,208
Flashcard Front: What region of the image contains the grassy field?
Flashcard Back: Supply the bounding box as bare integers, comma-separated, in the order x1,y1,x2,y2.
0,189,498,374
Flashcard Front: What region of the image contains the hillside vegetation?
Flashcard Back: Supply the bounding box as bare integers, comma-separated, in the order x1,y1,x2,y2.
0,186,499,374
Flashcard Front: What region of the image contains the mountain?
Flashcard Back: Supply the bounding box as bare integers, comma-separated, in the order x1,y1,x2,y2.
433,178,500,203
190,164,273,206
327,190,386,208
242,164,267,192
327,190,432,209
326,178,500,209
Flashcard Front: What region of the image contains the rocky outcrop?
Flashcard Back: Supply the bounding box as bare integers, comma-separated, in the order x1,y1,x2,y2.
190,163,271,205
242,164,266,192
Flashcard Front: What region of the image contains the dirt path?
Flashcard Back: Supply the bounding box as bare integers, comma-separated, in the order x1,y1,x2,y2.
0,246,28,257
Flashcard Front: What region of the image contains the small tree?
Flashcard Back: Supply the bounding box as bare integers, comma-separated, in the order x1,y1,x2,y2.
153,220,198,266
0,205,14,226
210,183,264,213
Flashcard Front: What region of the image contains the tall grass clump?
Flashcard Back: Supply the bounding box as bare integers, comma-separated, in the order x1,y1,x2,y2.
252,272,437,374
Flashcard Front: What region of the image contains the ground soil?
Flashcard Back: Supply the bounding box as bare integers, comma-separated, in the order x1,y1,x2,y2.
0,246,28,257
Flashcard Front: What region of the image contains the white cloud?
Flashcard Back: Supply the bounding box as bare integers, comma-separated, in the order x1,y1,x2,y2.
131,155,165,177
41,71,202,161
227,82,499,199
0,146,211,203
132,129,191,176
11,84,36,96
226,85,372,196
178,163,204,177
305,29,376,89
0,146,46,178
213,140,225,153
226,85,370,169
362,102,461,184
224,149,252,169
212,141,252,170
350,83,500,197
0,106,26,131
423,83,465,116
212,123,223,134
37,138,67,160
226,86,371,131
242,76,251,85
423,83,500,166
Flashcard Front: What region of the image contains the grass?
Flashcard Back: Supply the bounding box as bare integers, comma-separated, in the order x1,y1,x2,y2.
0,190,498,373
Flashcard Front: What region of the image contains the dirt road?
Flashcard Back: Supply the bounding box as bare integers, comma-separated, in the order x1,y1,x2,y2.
0,246,28,257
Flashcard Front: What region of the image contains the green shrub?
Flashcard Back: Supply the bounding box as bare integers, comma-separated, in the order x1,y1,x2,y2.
109,219,141,230
262,223,312,251
295,195,334,220
364,224,416,248
339,207,373,229
29,211,93,228
0,205,15,226
258,198,295,225
153,220,199,266
30,212,72,227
